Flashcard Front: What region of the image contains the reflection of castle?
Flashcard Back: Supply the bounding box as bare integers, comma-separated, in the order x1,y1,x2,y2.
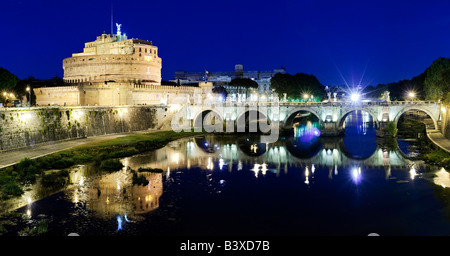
77,170,163,218
132,172,163,214
34,24,210,106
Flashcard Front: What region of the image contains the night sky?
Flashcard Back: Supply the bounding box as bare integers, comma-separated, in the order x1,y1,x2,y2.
2,0,450,86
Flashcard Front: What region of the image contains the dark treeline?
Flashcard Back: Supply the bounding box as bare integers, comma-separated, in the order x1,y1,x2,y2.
270,72,325,101
363,57,450,101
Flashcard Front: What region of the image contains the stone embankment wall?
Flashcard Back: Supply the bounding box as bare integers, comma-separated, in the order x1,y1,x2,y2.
0,105,169,151
440,104,450,139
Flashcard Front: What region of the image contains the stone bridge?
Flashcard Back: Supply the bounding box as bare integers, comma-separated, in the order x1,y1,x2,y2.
174,99,441,136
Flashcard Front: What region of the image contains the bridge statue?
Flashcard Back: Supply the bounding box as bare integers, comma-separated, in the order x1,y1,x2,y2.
333,92,337,102
384,91,390,103
327,92,332,102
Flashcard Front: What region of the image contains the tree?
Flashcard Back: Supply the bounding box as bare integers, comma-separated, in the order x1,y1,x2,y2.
387,121,398,137
228,78,258,88
228,78,258,95
424,57,450,100
212,86,228,99
0,67,19,104
0,67,19,91
270,72,324,100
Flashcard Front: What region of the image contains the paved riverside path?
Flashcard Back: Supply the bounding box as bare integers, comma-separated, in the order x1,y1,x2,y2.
427,129,450,153
0,129,164,169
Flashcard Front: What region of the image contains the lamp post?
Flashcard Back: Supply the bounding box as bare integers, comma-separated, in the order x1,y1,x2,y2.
26,86,31,106
408,91,415,102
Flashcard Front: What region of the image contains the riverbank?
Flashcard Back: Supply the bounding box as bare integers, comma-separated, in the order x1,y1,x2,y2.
0,130,203,203
397,117,450,169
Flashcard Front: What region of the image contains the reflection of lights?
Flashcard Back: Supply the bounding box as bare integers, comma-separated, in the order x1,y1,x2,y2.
167,167,170,177
26,209,31,217
410,166,417,180
305,166,310,184
74,194,78,204
79,176,84,186
311,164,315,174
27,196,32,204
352,167,362,183
261,163,268,175
123,159,128,171
207,157,214,170
219,158,224,170
173,153,179,164
237,161,243,171
250,144,258,154
334,165,338,175
434,168,450,188
124,213,130,222
117,216,123,231
251,163,261,177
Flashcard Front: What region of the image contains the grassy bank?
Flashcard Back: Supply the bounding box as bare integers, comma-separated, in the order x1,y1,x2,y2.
398,117,450,169
0,130,202,200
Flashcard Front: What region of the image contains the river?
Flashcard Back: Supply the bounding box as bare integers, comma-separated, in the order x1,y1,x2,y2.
2,110,450,236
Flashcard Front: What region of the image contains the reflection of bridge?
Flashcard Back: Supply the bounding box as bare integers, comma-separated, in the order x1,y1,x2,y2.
172,99,441,136
132,135,420,180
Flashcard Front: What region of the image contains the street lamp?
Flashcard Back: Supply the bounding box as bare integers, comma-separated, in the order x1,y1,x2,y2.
26,86,31,106
407,91,415,101
350,93,360,102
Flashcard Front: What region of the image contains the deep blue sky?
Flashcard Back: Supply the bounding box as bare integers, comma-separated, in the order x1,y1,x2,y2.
2,0,450,86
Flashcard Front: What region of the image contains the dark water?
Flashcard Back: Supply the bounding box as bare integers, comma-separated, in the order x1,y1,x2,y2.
4,111,450,236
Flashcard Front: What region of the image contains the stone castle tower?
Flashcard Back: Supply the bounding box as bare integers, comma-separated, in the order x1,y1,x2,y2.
34,24,209,106
63,25,162,85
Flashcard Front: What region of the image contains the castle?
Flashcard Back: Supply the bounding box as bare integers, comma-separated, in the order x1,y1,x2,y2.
34,24,208,106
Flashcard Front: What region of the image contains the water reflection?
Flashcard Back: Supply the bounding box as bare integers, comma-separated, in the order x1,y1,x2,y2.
67,165,163,219
57,123,422,223
343,111,378,159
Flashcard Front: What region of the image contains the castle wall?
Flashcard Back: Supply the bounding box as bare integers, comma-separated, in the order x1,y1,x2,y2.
34,83,208,107
0,105,167,151
33,86,80,106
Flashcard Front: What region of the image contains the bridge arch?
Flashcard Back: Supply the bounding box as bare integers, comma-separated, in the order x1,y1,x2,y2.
236,109,270,132
337,108,380,130
393,106,438,129
193,109,224,130
284,108,322,129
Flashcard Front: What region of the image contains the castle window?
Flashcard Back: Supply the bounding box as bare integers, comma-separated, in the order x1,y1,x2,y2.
139,48,142,52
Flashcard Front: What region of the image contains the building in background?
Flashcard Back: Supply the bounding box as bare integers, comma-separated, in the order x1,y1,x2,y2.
173,64,286,94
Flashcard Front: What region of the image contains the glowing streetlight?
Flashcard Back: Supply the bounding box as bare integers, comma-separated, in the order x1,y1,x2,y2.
350,93,360,102
408,91,415,101
26,86,31,106
303,93,309,100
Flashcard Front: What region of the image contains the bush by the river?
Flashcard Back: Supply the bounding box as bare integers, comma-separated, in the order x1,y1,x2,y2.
132,171,149,186
41,170,70,188
100,159,124,172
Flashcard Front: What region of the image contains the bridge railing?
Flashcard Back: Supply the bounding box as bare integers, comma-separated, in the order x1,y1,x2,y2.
278,100,439,106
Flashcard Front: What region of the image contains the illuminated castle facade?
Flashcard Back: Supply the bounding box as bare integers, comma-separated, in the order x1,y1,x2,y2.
34,24,207,106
